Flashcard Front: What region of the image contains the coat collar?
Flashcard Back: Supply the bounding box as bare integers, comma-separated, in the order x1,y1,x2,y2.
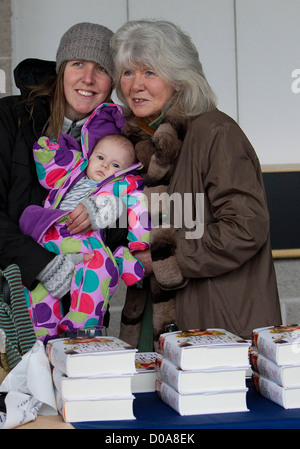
133,109,188,138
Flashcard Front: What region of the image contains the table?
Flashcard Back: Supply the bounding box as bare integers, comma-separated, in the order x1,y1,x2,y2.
72,381,300,430
15,414,74,429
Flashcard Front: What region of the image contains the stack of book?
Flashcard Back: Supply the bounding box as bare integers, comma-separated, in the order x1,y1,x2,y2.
156,329,251,416
131,352,158,393
46,335,137,422
251,325,300,409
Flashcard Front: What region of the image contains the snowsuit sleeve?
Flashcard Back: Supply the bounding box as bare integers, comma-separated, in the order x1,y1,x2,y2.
115,173,151,252
33,134,85,190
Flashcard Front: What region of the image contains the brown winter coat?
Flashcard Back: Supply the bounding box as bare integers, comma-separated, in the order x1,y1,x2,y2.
120,108,282,348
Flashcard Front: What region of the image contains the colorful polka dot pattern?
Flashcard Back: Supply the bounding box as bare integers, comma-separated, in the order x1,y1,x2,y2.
26,244,145,341
25,199,150,342
27,103,151,342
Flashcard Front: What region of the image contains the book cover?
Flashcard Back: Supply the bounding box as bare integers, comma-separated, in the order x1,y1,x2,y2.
52,367,133,400
135,352,157,372
156,379,248,416
156,356,249,394
55,389,135,422
252,325,300,366
252,372,300,409
47,336,137,377
158,329,250,370
131,352,158,393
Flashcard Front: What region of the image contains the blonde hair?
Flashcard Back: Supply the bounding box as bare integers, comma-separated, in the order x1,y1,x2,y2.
111,19,217,119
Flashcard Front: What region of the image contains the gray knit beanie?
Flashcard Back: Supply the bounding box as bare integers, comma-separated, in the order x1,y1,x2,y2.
56,22,114,77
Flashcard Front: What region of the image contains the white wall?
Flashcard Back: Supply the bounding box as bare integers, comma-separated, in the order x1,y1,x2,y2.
236,0,300,165
11,0,300,165
11,0,127,65
127,0,237,121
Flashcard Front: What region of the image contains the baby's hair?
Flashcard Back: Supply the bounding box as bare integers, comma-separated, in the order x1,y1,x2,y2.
99,133,137,164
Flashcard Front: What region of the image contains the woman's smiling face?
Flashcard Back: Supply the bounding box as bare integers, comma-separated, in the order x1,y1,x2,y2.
120,65,176,121
63,60,112,121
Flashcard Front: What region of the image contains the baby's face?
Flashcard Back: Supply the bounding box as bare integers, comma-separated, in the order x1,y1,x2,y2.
86,138,134,182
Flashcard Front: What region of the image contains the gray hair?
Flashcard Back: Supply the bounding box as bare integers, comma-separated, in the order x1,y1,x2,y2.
110,19,217,118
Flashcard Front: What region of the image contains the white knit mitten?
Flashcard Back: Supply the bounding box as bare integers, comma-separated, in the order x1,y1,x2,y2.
37,253,84,299
81,195,123,230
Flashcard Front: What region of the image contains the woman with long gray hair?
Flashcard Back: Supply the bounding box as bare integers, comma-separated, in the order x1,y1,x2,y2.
111,19,281,350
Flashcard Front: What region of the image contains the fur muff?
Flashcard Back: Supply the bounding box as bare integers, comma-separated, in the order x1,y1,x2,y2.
150,226,185,289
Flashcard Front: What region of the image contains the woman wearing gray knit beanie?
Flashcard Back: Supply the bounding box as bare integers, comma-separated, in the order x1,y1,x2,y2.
55,22,115,128
0,22,125,321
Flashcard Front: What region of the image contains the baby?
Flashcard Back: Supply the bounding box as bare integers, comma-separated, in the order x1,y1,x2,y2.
87,133,137,181
60,134,138,230
20,132,150,342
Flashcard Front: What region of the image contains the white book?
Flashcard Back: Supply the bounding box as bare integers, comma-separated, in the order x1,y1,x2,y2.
252,325,300,366
157,356,249,393
158,329,250,370
253,372,300,409
46,336,137,377
156,379,248,416
52,367,133,400
55,389,135,422
131,352,157,393
250,348,300,388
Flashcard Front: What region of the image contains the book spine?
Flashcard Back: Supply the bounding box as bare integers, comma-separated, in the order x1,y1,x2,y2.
48,345,69,376
157,357,181,393
54,388,67,421
160,339,183,369
250,351,284,386
252,372,285,408
52,367,64,397
156,379,181,414
254,334,278,364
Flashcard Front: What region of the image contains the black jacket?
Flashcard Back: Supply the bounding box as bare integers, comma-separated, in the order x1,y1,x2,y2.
0,59,57,288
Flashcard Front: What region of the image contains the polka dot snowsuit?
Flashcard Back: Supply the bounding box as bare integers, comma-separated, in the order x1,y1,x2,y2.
19,103,150,342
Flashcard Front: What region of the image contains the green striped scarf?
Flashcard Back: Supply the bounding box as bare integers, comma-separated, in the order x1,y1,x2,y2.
0,265,36,370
